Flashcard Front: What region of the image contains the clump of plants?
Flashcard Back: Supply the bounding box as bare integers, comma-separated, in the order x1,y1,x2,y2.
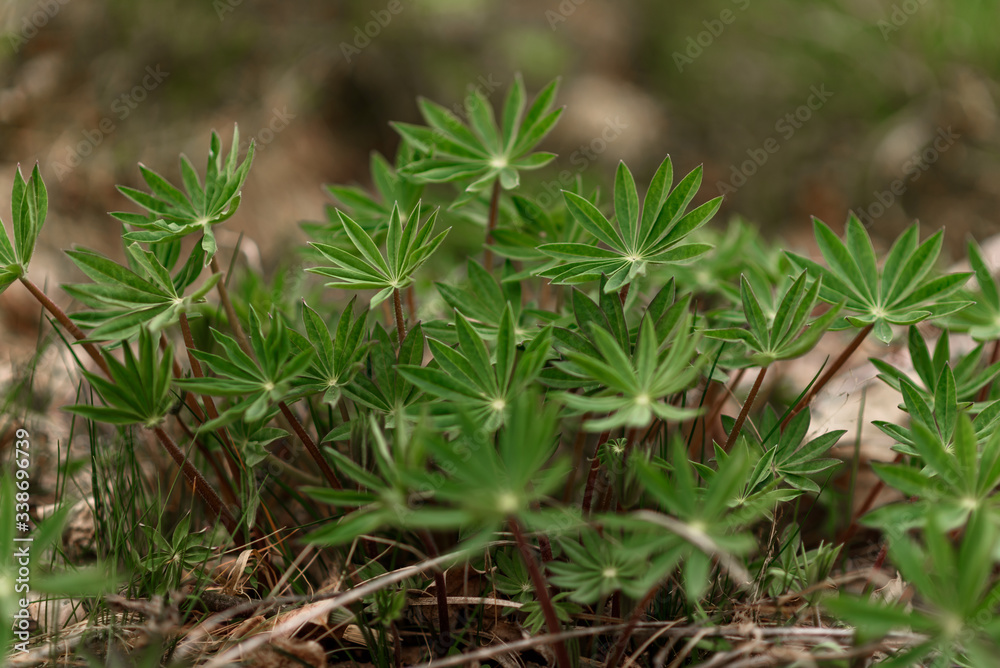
4,74,1000,667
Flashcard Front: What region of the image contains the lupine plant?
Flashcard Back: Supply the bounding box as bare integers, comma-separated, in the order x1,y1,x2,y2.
8,76,1000,668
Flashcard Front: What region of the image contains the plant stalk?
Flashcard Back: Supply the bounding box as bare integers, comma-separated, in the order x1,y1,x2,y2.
782,323,873,431
582,428,613,515
482,178,501,270
278,401,341,489
418,530,452,647
179,313,245,489
604,585,659,668
509,518,572,668
153,425,238,535
618,283,630,306
725,366,768,450
392,287,407,345
20,277,111,378
210,256,253,358
836,452,903,551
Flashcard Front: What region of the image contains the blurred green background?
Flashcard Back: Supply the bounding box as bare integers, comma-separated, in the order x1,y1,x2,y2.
0,0,997,279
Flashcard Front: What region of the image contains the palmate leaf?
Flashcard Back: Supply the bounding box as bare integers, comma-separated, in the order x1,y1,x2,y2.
704,271,843,367
65,328,176,428
293,299,370,407
307,201,449,308
342,323,424,424
947,239,1000,341
536,158,719,293
415,391,569,531
870,326,1000,409
397,307,553,431
556,310,702,431
0,164,48,293
786,214,972,343
64,242,220,341
393,74,562,195
744,408,844,495
113,126,254,263
863,415,1000,533
829,510,1000,663
318,145,425,238
178,307,313,428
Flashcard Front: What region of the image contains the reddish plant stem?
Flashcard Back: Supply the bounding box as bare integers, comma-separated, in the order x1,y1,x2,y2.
179,313,245,489
704,368,747,432
782,324,874,431
153,426,238,535
418,530,452,646
618,283,630,306
21,277,111,378
562,413,592,503
406,285,416,322
836,452,904,550
482,179,501,270
338,400,351,425
509,518,572,668
977,338,1000,403
210,256,253,357
392,287,407,345
861,541,891,599
604,585,660,668
540,277,552,312
159,332,242,509
724,366,768,450
596,427,639,515
174,417,240,511
582,429,613,516
278,401,341,489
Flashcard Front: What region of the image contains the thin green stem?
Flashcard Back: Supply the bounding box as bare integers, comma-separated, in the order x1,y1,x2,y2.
725,366,768,450
509,518,572,668
179,313,245,490
782,323,873,431
482,178,501,270
417,530,452,647
152,425,238,535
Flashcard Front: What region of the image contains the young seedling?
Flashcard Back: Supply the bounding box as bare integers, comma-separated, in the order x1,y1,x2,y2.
397,306,552,431
66,329,239,535
308,201,448,345
537,158,720,303
704,271,842,448
393,74,562,268
784,214,971,426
